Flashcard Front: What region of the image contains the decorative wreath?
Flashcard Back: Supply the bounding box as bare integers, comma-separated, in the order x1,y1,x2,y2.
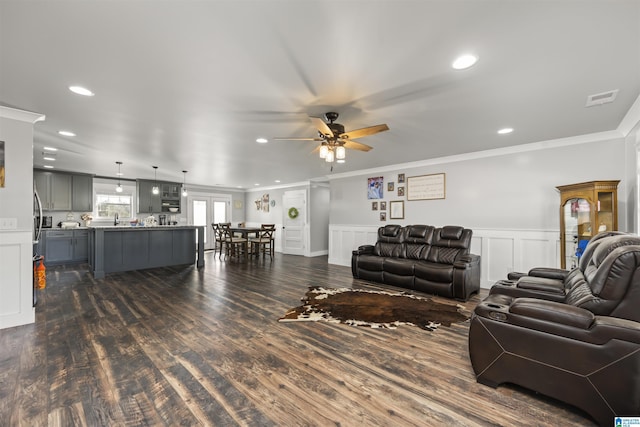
288,207,299,219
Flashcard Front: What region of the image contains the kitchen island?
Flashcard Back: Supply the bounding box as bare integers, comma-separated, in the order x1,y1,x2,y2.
88,225,204,279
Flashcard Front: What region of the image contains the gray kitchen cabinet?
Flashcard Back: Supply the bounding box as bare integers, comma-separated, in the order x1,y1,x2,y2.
44,230,73,264
35,170,93,212
43,229,89,265
35,170,72,211
137,180,162,213
72,174,93,212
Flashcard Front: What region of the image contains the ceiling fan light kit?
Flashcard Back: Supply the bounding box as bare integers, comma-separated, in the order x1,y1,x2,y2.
275,111,389,164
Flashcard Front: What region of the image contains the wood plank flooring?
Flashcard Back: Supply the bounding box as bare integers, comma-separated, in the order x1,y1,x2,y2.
0,253,596,426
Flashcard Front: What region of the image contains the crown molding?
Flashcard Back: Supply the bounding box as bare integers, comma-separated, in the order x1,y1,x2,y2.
327,130,625,181
0,105,45,124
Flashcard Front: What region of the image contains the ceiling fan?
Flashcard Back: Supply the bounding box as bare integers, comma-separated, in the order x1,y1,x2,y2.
274,112,389,164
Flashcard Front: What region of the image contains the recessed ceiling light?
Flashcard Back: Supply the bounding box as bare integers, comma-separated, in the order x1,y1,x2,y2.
274,180,281,183
43,146,58,152
43,165,54,169
452,54,478,70
256,137,268,144
69,85,94,96
497,127,514,134
43,156,56,161
254,183,260,186
58,130,76,137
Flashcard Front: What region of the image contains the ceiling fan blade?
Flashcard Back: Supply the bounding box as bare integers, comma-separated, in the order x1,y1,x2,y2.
272,137,323,141
340,124,389,140
310,116,334,137
343,140,373,152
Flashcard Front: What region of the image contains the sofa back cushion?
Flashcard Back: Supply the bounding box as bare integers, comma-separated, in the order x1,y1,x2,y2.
404,225,435,259
374,224,406,257
426,226,472,264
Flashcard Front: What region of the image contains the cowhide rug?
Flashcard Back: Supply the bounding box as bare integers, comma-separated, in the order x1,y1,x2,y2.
278,286,470,331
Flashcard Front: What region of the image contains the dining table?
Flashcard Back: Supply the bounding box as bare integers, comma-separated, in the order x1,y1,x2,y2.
229,227,261,256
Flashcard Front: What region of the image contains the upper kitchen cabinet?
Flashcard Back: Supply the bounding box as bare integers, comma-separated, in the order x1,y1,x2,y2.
72,174,93,212
137,180,181,213
35,170,71,211
34,170,94,212
137,180,162,213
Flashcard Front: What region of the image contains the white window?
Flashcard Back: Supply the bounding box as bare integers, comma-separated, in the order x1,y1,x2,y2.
93,178,137,221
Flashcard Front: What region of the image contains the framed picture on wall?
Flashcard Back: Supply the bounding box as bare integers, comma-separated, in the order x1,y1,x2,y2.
371,201,378,210
367,176,384,199
390,200,404,219
387,182,394,192
397,186,404,197
380,201,387,211
398,173,405,183
407,173,446,201
380,212,387,221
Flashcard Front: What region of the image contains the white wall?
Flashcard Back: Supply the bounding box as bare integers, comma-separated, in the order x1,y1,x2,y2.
0,106,44,329
309,184,330,255
328,135,633,288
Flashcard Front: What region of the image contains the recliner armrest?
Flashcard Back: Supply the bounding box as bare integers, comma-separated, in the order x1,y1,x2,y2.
516,276,565,294
352,245,374,255
528,267,570,281
510,298,595,329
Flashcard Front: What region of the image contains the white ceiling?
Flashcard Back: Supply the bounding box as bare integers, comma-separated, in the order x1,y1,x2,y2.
1,0,639,189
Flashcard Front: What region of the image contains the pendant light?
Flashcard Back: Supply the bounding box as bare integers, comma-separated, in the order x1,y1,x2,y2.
181,170,188,197
152,166,159,195
115,161,123,193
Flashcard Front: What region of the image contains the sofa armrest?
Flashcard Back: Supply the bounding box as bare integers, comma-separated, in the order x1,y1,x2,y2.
453,254,480,269
516,276,565,294
452,254,481,301
352,245,374,256
510,298,595,329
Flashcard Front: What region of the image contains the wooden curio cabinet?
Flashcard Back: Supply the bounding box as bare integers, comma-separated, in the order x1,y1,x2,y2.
557,180,619,269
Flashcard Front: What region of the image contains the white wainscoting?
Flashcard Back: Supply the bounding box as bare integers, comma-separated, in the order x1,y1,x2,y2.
329,225,560,289
0,230,35,329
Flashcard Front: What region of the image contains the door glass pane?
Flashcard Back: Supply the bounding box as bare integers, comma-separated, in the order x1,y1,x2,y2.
597,191,614,232
213,201,226,223
193,200,207,245
563,198,590,268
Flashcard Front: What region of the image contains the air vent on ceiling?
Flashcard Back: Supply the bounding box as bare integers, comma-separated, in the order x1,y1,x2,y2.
585,89,618,107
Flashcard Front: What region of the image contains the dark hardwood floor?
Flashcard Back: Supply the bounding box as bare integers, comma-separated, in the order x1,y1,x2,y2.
0,252,596,426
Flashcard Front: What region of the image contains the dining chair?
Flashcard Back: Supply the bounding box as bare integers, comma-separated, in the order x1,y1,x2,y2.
249,224,275,259
219,222,248,260
211,223,225,258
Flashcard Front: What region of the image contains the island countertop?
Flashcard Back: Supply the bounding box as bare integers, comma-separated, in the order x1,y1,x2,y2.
88,225,204,279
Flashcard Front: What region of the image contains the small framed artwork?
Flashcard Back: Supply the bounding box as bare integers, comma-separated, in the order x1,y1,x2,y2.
390,200,404,219
367,176,384,199
397,186,405,197
371,201,378,210
398,173,405,184
380,212,387,221
387,182,394,192
380,201,387,211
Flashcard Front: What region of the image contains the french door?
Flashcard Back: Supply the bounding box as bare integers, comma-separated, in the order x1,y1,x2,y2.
188,193,231,251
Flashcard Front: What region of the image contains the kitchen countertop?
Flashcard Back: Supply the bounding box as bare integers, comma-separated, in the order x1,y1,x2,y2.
89,225,200,230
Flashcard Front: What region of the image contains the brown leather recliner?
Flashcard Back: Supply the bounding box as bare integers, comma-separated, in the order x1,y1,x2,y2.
468,235,640,426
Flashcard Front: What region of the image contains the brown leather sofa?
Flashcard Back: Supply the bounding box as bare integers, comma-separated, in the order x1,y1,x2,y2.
468,233,640,425
351,224,480,301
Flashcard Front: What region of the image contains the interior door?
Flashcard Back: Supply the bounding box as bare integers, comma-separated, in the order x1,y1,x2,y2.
282,189,306,255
